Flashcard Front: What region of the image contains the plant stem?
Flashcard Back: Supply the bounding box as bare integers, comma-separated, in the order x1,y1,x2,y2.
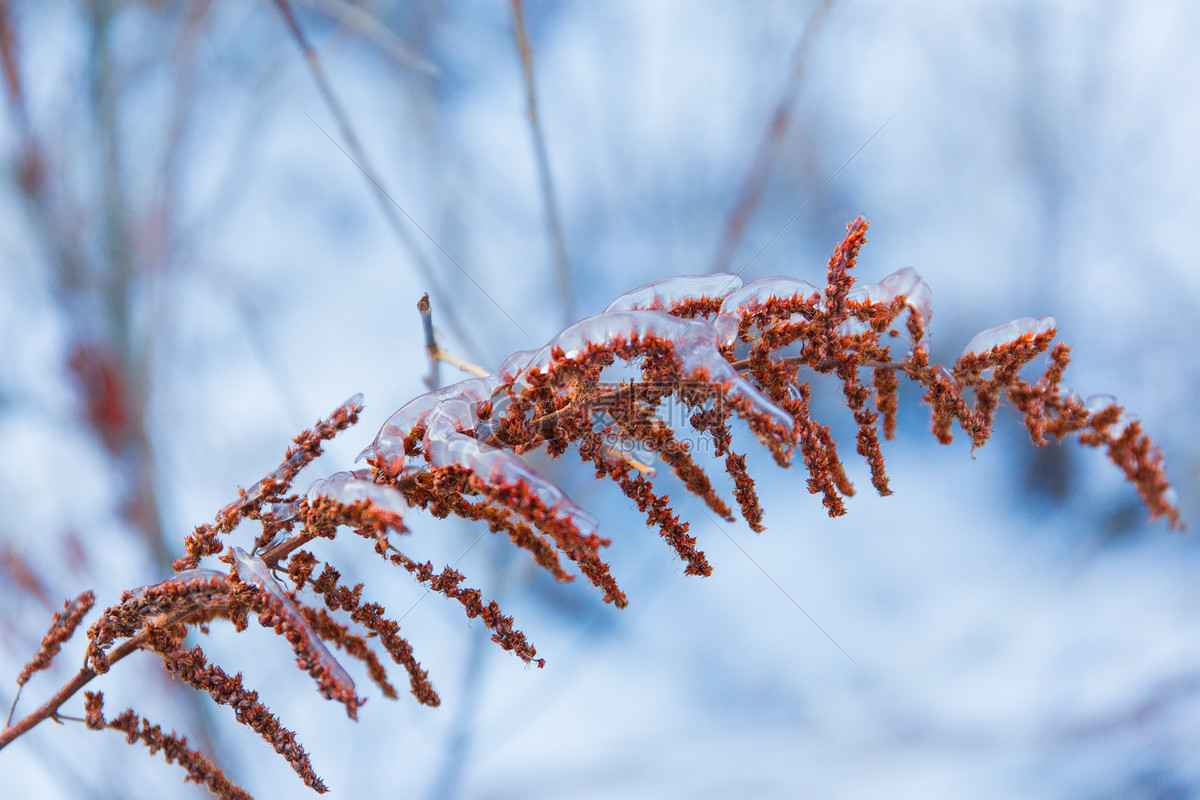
0,605,206,751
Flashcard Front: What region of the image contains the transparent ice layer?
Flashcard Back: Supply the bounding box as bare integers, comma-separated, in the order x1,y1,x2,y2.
604,273,743,313
713,277,821,346
307,471,408,517
1084,394,1117,414
960,316,1056,358
849,267,934,324
357,306,798,534
131,568,227,597
231,547,356,698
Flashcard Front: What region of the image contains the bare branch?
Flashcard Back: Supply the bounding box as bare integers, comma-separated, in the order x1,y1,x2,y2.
510,0,574,325
709,0,836,274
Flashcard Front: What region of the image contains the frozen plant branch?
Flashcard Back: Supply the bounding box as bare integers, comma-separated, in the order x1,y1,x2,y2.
0,218,1182,797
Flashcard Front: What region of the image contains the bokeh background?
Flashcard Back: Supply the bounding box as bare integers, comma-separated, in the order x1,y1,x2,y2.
2,1,1199,798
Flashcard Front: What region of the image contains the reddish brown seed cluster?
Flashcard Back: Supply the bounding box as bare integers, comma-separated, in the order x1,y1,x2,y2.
150,639,327,792
386,550,545,668
242,571,365,719
86,571,232,674
302,557,440,705
174,393,365,572
3,218,1183,800
84,691,253,800
15,591,95,688
383,460,623,607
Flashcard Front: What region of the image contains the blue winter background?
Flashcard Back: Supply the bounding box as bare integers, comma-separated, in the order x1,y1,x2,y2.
1,1,1198,798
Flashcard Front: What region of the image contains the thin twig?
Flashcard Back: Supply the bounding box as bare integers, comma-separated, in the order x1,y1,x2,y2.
418,292,441,389
710,0,835,274
0,0,32,136
510,0,574,325
434,350,490,379
5,688,20,728
293,0,439,77
0,604,207,751
418,292,489,386
600,443,657,476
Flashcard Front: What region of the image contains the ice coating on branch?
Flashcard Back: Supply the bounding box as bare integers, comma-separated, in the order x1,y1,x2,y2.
356,373,597,531
424,432,600,535
495,349,541,381
723,380,795,434
1057,385,1083,407
519,310,794,435
165,568,228,584
364,310,795,454
360,381,599,533
836,318,871,336
523,310,705,371
362,308,793,530
667,326,795,434
360,376,500,462
231,547,357,698
1080,394,1137,432
230,473,281,513
264,499,301,523
308,471,409,517
844,267,931,322
713,277,821,346
231,546,281,591
426,397,485,436
960,315,1056,357
131,568,228,597
603,273,743,313
934,364,958,388
878,267,933,323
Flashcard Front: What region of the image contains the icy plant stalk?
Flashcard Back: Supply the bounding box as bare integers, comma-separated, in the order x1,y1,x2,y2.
0,218,1182,799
